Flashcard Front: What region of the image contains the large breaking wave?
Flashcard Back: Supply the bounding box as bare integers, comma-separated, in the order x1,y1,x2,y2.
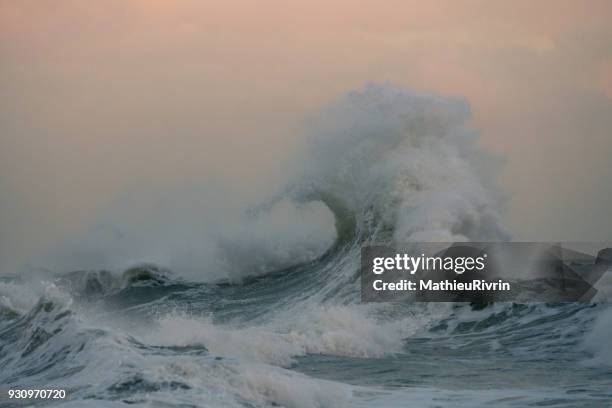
1,83,610,408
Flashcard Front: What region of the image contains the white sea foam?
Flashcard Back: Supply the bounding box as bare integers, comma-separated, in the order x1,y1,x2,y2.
145,310,397,366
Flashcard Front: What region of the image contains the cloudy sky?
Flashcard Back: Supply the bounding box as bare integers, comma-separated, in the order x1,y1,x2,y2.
1,1,611,272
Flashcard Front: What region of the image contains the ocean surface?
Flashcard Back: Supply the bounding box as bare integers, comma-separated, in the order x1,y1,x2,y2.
1,84,611,407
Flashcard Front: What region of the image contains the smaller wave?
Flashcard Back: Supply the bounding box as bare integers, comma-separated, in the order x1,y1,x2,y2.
55,264,174,299
141,304,446,367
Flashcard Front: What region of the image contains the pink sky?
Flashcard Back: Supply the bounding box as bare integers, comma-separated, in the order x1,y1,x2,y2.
1,1,612,271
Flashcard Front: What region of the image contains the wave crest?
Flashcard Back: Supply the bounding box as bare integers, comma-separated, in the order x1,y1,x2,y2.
294,82,509,244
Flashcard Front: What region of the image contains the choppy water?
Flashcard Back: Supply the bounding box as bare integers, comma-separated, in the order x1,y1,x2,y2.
1,261,611,408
